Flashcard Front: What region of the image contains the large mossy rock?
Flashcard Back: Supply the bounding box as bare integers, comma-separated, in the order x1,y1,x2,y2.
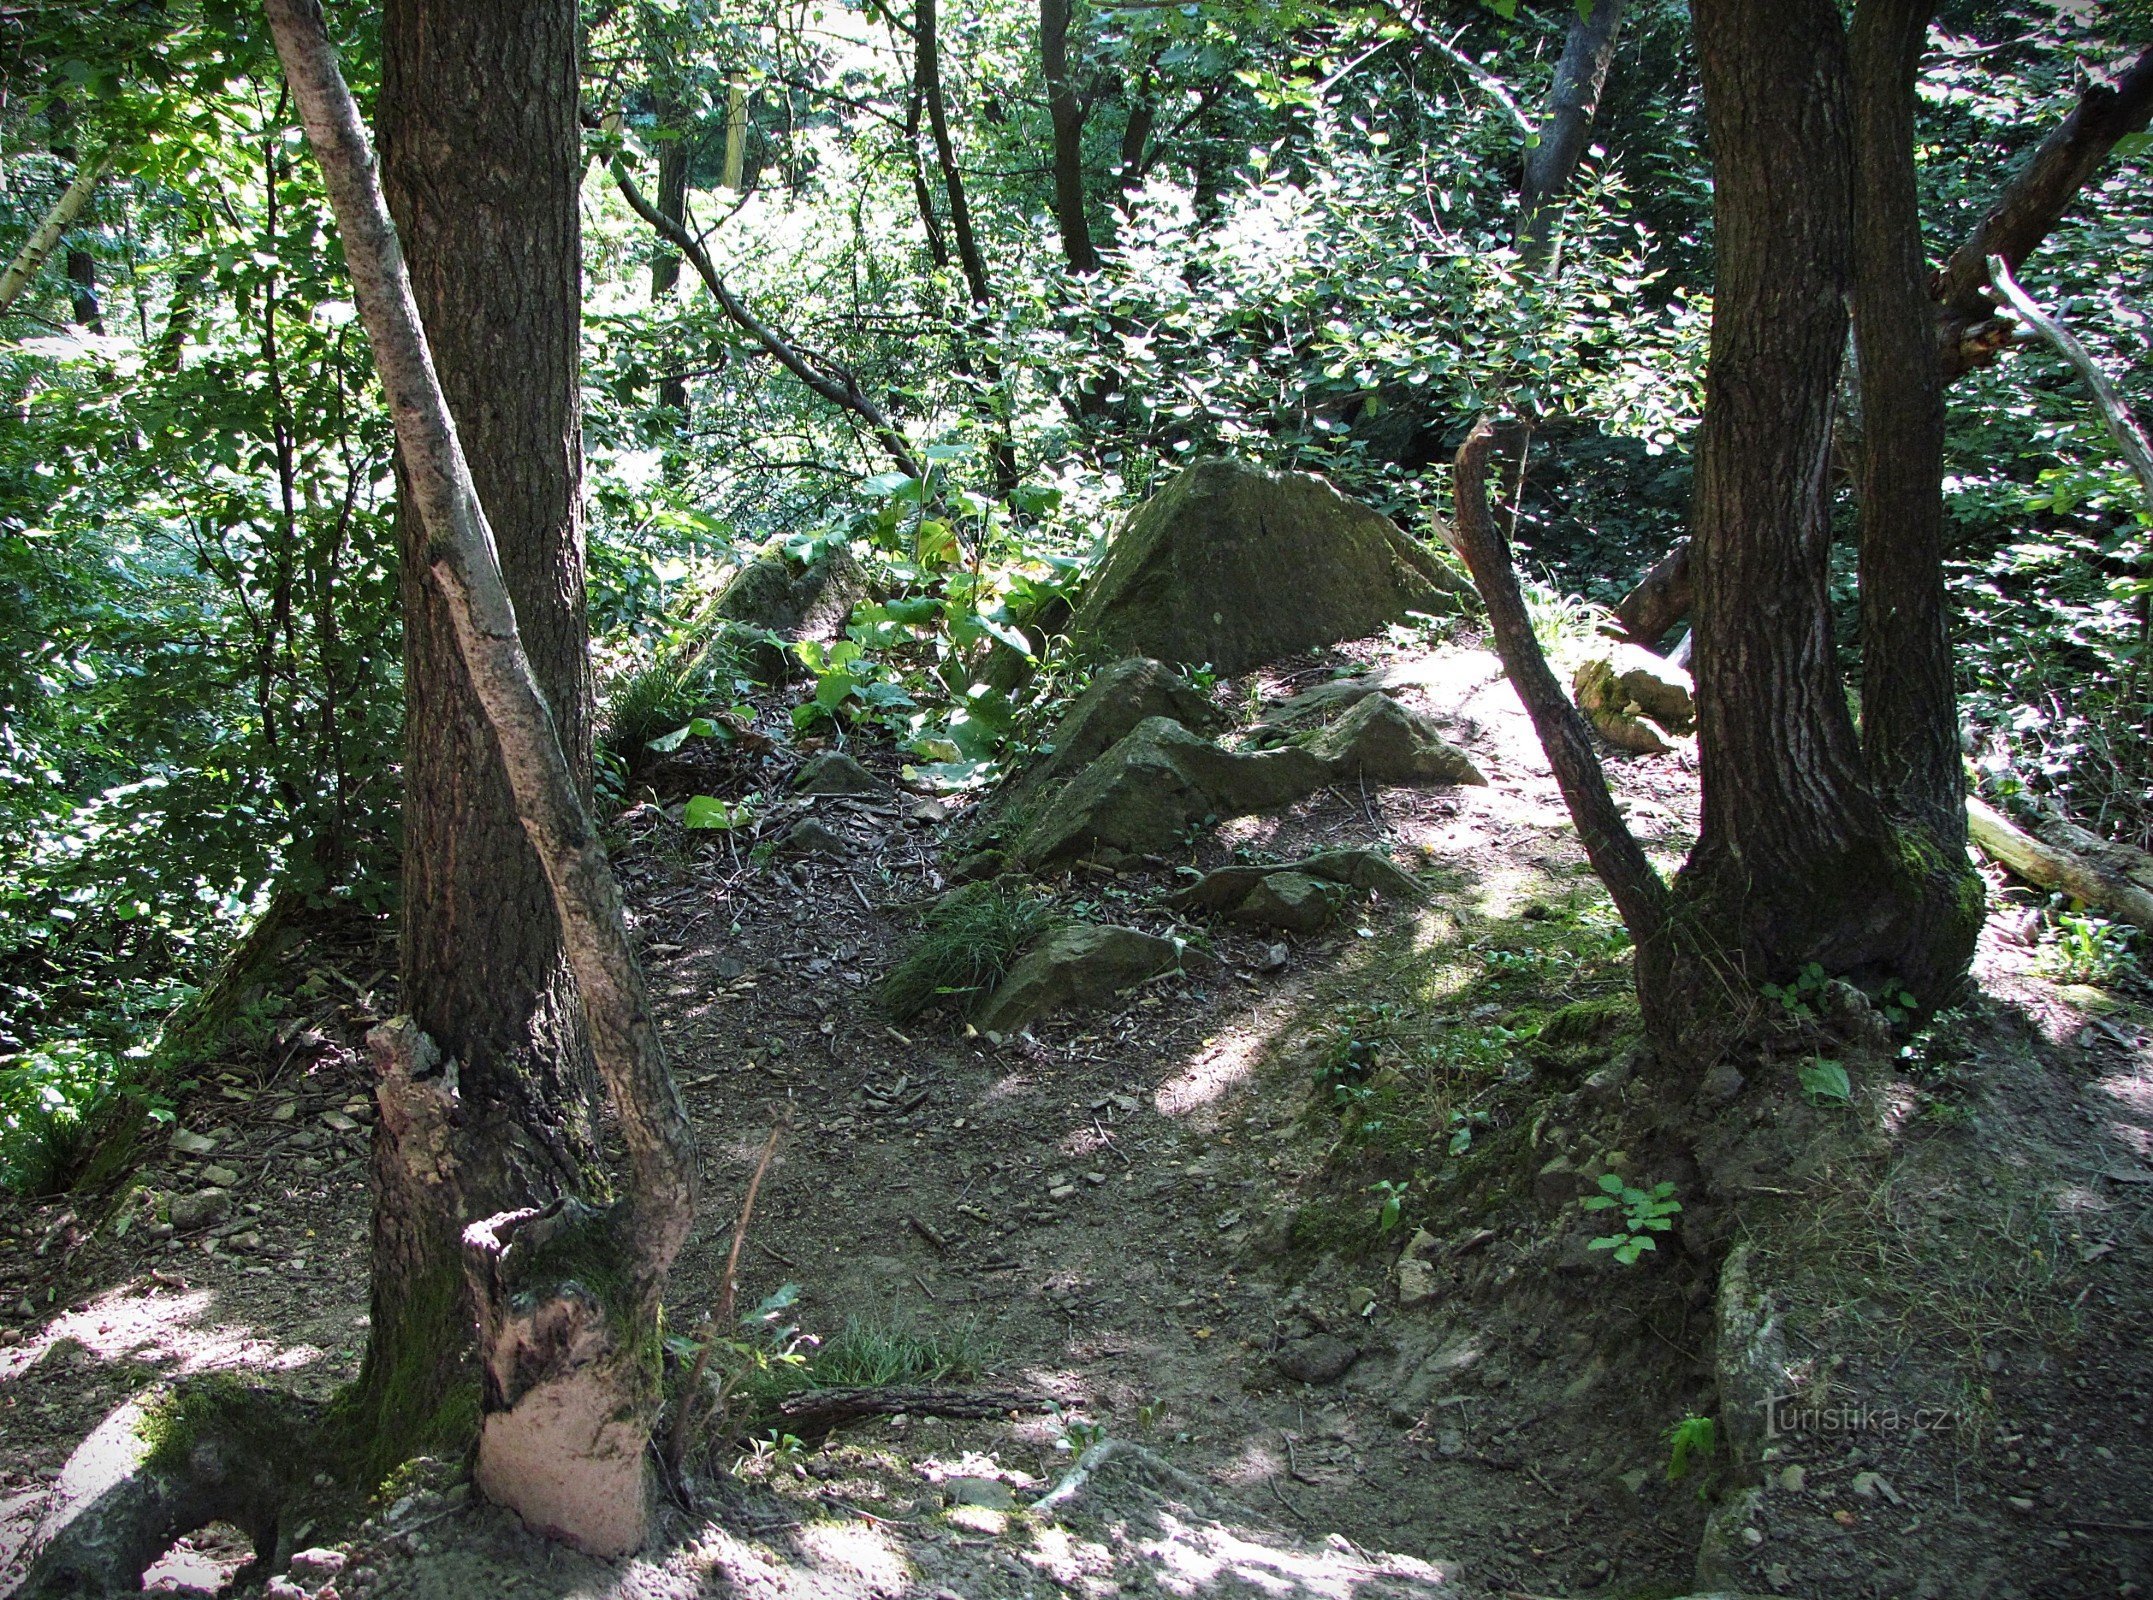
1020,658,1226,795
974,924,1185,1033
713,542,866,681
1013,695,1482,867
1067,459,1473,675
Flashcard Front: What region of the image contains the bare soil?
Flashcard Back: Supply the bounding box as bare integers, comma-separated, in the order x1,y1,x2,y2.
2,637,2149,1600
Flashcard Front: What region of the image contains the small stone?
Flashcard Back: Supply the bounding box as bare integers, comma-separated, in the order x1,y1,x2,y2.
1346,1285,1378,1316
170,1188,233,1232
289,1548,348,1583
1396,1257,1439,1309
320,1111,360,1133
170,1129,218,1155
2008,1495,2037,1513
1778,1464,1807,1494
1049,1184,1078,1200
1740,1525,1765,1547
1435,1427,1465,1457
1274,1334,1360,1384
944,1476,1016,1511
200,1164,241,1187
271,1101,297,1122
795,751,891,797
776,818,850,859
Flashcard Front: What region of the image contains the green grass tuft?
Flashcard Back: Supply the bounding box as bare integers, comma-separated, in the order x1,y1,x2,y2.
880,882,1059,1021
600,603,751,765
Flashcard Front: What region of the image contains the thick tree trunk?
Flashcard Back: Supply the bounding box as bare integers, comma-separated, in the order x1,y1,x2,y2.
266,0,699,1555
343,0,607,1512
1041,0,1100,274
1515,0,1626,267
1851,0,1964,846
1679,0,1977,1008
0,153,107,319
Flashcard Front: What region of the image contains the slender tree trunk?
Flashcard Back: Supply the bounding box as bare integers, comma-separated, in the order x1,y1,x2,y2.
1515,0,1627,267
0,153,107,319
916,0,1018,497
343,0,604,1480
1850,0,1963,846
1041,0,1099,274
266,0,698,1555
652,127,690,421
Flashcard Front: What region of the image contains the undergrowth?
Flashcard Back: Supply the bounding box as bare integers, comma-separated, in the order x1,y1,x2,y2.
881,881,1060,1021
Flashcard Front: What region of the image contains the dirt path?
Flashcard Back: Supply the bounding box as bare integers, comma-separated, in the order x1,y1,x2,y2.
3,639,2150,1600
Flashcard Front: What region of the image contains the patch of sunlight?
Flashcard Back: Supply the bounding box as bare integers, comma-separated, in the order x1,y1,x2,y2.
1466,862,1549,919
790,1518,911,1589
1138,1511,1454,1598
1408,904,1464,955
1155,1024,1269,1117
1878,1084,1921,1137
981,1070,1035,1103
1214,1436,1286,1488
0,1287,325,1386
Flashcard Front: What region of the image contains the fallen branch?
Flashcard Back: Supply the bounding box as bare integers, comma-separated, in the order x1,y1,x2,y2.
1967,796,2153,933
1987,255,2153,515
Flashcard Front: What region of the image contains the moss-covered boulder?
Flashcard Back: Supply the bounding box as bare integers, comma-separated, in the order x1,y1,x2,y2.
1067,459,1473,675
974,924,1184,1033
1227,871,1348,933
1300,693,1486,785
1019,658,1226,795
1168,848,1426,914
1013,717,1327,866
713,541,866,681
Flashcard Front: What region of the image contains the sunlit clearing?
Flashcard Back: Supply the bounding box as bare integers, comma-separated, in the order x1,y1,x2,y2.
790,1519,911,1589
1137,1511,1454,1598
1156,1024,1271,1119
0,1287,325,1385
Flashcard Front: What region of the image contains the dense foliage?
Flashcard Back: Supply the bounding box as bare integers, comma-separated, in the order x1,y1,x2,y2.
2,0,2147,1188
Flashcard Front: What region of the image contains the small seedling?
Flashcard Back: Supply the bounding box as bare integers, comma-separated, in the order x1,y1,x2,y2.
1664,1413,1716,1484
1049,1403,1108,1454
1368,1178,1410,1235
1581,1173,1681,1264
1797,1058,1852,1106
1760,962,1829,1019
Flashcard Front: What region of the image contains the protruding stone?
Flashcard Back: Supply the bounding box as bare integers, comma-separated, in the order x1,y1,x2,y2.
794,751,890,797
1301,693,1486,786
1227,872,1347,934
974,924,1184,1033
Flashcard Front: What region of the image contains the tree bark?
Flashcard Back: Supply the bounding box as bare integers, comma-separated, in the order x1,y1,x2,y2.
1680,0,1978,1006
1614,39,2153,636
1851,0,1963,846
1515,0,1627,267
265,0,699,1553
0,153,107,319
1041,0,1100,274
345,0,602,1477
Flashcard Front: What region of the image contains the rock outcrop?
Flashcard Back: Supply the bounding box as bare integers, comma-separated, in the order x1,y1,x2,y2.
973,924,1186,1034
712,541,866,681
1013,697,1482,867
1067,459,1473,675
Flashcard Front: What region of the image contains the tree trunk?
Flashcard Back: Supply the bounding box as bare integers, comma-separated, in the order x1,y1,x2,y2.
350,0,604,1487
1041,0,1100,274
1678,0,1977,1009
0,153,107,319
652,128,690,420
1851,0,1962,846
266,0,699,1555
1515,0,1627,267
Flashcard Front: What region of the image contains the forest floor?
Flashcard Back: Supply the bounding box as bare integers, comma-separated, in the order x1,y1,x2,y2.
2,635,2150,1600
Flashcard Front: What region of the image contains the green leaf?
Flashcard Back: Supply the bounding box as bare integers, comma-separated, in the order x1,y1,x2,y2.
683,795,753,830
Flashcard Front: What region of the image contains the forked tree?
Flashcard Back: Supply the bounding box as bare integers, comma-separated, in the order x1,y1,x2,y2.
1450,0,1983,1065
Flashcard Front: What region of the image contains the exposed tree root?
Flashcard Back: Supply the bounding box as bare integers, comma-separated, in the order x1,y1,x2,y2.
12,1381,323,1599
